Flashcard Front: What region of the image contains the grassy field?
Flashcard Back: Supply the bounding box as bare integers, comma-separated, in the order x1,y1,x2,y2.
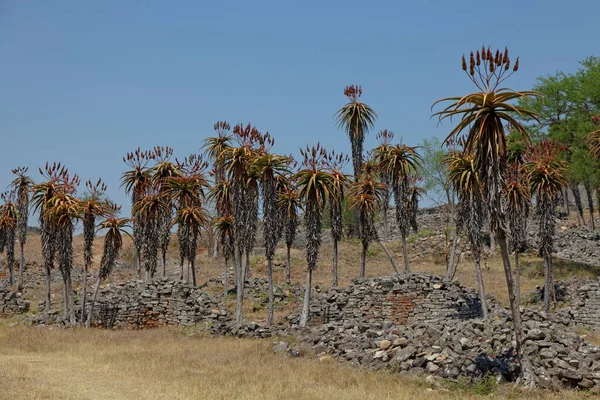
0,326,596,400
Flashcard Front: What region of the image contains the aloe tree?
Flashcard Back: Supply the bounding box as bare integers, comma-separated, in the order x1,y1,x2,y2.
132,187,168,281
446,152,488,318
325,152,350,286
79,179,109,323
173,206,209,286
121,148,153,279
505,164,530,305
374,130,394,241
87,209,129,327
45,171,81,325
222,123,264,324
348,167,386,279
336,85,377,236
296,144,333,327
32,163,67,311
277,177,300,286
524,140,568,312
253,150,289,325
0,193,17,286
150,146,180,278
375,142,423,272
10,167,33,290
203,121,232,259
433,46,540,384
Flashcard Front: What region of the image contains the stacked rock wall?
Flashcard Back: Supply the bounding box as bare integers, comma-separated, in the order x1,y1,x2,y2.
0,286,29,317
84,279,229,328
554,279,600,331
309,273,484,326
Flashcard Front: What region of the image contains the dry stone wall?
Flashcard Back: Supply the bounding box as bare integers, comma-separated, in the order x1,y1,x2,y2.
308,273,484,326
0,286,30,317
82,279,230,328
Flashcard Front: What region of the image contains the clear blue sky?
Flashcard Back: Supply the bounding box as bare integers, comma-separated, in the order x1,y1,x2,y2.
1,0,598,214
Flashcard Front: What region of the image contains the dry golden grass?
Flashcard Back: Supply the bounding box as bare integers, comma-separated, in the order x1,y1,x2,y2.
0,326,595,400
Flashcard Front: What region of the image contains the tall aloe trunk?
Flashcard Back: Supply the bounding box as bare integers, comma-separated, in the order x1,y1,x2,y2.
179,257,184,281
543,253,555,313
514,252,521,305
135,248,141,280
223,257,228,303
18,241,25,290
584,183,595,230
572,185,586,226
378,239,399,274
190,255,197,287
360,244,366,279
447,232,459,280
497,233,534,384
401,234,410,272
86,278,101,328
45,262,52,311
267,257,274,325
235,249,245,324
332,240,338,286
299,268,312,327
245,252,251,279
81,259,89,323
286,245,291,286
475,259,488,319
161,252,167,278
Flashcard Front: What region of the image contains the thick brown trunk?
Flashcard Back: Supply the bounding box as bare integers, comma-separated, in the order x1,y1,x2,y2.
353,209,360,238
475,260,488,319
286,245,291,286
378,239,399,274
299,268,312,327
179,257,184,281
161,252,166,278
332,240,338,286
63,278,69,321
267,257,274,326
401,234,410,272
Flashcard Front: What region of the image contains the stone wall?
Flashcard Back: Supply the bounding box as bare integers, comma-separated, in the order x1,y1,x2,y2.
0,286,30,317
308,273,484,326
83,279,230,328
553,278,600,331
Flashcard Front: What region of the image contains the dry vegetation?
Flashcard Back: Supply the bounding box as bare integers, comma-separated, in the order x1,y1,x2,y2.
0,326,597,400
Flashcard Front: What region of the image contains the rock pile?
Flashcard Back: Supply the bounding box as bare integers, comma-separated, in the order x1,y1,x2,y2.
0,285,29,317
285,308,600,390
